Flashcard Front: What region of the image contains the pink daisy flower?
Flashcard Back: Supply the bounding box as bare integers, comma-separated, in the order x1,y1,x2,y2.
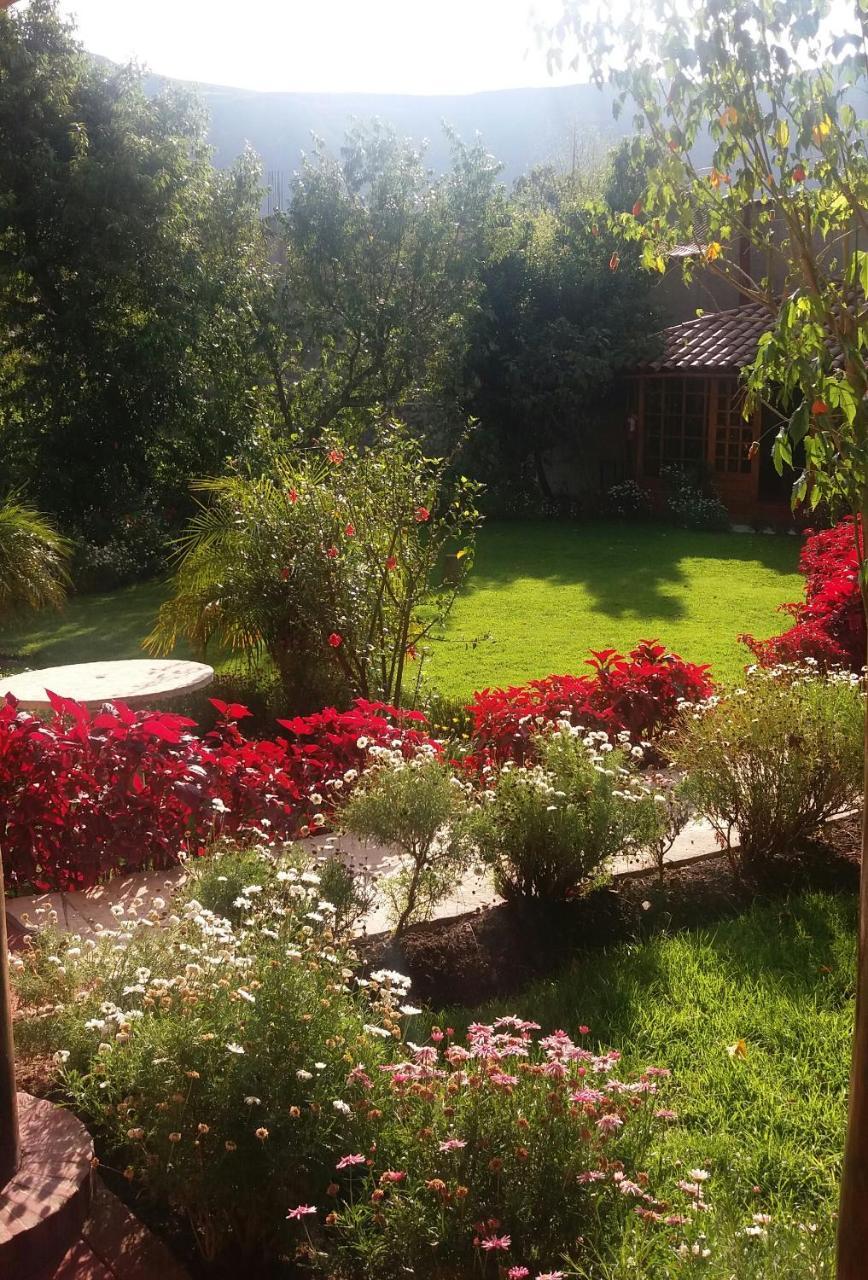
286,1205,317,1220
481,1234,511,1252
336,1153,366,1170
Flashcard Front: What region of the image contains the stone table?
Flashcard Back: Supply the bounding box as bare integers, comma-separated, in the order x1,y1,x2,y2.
0,659,214,710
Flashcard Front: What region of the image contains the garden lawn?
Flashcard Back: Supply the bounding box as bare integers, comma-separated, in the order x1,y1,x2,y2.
445,890,852,1279
0,522,802,697
424,520,802,696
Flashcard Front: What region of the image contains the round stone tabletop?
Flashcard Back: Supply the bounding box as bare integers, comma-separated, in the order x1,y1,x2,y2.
0,658,214,710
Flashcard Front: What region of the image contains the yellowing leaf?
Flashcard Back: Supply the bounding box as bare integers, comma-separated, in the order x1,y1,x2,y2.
705,241,723,262
813,117,832,144
718,106,738,128
727,1038,748,1060
774,119,790,148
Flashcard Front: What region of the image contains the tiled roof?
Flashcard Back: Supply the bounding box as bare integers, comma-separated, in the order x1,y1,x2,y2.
645,302,773,372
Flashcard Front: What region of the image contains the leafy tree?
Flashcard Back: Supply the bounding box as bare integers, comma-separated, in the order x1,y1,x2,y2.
257,121,504,440
462,168,660,502
0,0,268,543
550,0,868,1271
0,496,70,626
147,423,482,711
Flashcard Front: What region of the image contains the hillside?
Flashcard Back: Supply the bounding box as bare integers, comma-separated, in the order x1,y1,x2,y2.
140,72,633,193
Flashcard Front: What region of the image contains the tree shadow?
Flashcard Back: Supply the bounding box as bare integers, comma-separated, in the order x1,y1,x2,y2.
462,520,801,624
0,579,187,669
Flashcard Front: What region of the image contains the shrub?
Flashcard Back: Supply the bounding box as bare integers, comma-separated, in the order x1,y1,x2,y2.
148,423,482,710
0,693,438,893
71,494,171,591
467,641,713,768
11,844,400,1264
606,477,654,519
13,890,674,1277
466,726,665,902
741,518,865,672
340,752,472,934
324,1020,674,1279
0,494,71,623
662,465,731,531
671,667,863,868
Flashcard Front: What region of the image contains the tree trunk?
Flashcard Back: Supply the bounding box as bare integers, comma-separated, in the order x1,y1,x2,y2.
533,448,553,501
836,494,868,1278
0,853,20,1188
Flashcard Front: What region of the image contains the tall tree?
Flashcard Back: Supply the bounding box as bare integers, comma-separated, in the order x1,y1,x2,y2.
550,0,868,1272
257,121,504,441
462,164,660,501
0,0,267,541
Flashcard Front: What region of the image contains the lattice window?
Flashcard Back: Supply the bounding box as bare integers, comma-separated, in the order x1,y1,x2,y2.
713,378,753,474
643,377,708,478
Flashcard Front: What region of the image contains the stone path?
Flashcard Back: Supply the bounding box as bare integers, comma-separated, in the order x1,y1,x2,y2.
48,1181,190,1280
6,818,725,941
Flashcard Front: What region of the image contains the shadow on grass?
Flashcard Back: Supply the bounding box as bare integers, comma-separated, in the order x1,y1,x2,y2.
461,520,802,624
0,578,187,669
499,891,856,1043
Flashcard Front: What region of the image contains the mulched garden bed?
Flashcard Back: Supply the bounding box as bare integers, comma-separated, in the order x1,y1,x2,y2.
359,817,861,1007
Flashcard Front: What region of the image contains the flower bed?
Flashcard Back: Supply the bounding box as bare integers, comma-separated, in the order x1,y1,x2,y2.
465,641,713,768
741,518,865,670
0,692,437,892
12,843,676,1277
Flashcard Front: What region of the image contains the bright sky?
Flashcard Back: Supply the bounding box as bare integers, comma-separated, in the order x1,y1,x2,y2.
53,0,577,95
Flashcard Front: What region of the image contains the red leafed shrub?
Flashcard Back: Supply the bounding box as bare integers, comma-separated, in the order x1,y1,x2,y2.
466,642,713,767
274,698,436,796
0,693,437,894
741,519,865,671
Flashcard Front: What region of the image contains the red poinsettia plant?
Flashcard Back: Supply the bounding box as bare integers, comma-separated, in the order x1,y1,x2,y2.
741,518,865,671
465,641,713,769
0,693,437,893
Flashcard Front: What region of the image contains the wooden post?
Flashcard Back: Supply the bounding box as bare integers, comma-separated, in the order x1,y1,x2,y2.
0,852,19,1188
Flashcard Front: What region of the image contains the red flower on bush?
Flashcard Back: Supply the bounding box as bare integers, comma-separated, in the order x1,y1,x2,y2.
741,518,865,671
344,523,356,537
326,546,339,559
288,488,299,504
414,506,430,523
328,632,343,648
327,449,345,465
385,555,398,571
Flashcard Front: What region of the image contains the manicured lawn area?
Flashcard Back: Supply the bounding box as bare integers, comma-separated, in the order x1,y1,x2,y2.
424,520,802,695
0,522,802,696
448,890,852,1278
0,578,192,668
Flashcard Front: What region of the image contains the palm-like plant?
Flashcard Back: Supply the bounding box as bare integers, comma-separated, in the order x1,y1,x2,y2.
0,496,71,626
147,428,481,711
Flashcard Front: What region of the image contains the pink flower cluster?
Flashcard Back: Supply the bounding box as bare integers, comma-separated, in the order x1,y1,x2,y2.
323,1017,676,1275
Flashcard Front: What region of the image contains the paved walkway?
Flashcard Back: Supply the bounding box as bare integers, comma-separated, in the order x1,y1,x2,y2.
49,1181,190,1280
6,818,725,941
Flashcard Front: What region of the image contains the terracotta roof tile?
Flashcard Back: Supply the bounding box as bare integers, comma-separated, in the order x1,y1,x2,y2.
646,303,773,372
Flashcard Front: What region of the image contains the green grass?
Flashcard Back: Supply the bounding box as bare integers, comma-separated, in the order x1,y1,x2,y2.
0,522,802,696
443,890,853,1278
423,520,802,696
0,578,191,668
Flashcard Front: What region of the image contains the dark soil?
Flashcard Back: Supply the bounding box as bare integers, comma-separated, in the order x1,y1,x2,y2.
358,817,861,1008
